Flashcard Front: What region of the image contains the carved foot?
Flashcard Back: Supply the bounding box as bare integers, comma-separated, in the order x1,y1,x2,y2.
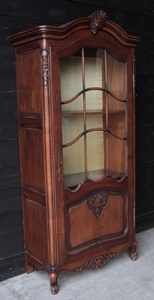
50,272,59,295
26,264,34,274
51,285,59,295
129,240,139,261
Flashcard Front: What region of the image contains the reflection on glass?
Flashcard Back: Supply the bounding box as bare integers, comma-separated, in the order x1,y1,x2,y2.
60,56,82,104
62,114,83,145
63,137,84,187
85,49,105,111
86,113,103,130
87,131,105,178
107,52,126,99
108,134,126,175
108,97,126,138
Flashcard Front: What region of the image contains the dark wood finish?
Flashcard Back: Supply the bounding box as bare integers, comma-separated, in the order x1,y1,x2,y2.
9,11,139,294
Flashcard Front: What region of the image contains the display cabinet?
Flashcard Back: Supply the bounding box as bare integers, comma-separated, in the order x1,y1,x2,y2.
9,10,140,294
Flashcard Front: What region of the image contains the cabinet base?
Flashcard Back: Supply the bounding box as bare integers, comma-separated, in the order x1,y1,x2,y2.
25,240,139,295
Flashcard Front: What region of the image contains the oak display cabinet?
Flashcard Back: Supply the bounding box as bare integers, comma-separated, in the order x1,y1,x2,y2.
9,11,140,294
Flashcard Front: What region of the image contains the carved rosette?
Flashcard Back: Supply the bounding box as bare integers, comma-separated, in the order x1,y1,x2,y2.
42,49,48,86
90,10,107,34
87,192,108,218
76,253,119,271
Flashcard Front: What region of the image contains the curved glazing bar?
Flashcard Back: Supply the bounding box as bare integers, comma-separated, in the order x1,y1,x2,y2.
63,128,106,148
61,87,127,105
63,128,127,148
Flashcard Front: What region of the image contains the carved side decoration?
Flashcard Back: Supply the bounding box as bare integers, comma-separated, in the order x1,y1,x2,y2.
42,49,48,86
58,143,62,182
87,192,108,218
90,10,107,35
76,253,119,271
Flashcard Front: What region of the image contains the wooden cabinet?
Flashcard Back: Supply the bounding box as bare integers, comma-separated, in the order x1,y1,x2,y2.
9,11,140,294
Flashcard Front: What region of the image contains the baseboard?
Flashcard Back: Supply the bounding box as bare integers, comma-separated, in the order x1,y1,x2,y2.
0,252,25,281
136,211,154,233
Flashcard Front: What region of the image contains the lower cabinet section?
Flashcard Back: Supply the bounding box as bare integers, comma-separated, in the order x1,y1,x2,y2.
23,177,138,295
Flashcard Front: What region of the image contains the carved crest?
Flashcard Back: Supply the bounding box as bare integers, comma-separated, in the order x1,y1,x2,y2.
87,191,108,218
90,10,107,34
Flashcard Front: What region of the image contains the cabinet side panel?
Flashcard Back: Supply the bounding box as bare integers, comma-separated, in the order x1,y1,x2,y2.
17,49,42,113
19,127,44,191
23,198,47,263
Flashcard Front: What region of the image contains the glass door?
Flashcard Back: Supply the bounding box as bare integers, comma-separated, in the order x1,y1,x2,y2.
60,48,127,188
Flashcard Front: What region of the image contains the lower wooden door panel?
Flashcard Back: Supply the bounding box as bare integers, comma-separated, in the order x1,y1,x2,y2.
66,190,128,254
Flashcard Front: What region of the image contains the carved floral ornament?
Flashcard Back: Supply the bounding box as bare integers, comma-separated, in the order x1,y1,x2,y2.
76,241,139,272
90,10,107,35
87,191,108,218
76,253,120,271
42,49,48,86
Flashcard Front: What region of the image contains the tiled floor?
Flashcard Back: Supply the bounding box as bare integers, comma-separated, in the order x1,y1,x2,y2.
0,228,154,299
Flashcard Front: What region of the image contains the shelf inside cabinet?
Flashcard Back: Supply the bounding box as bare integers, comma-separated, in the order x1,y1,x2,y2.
64,169,126,189
62,109,125,115
62,109,103,115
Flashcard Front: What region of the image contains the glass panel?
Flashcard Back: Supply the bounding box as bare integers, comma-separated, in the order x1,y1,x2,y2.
107,52,126,99
85,48,105,111
62,114,83,145
63,137,85,188
87,131,105,180
85,90,103,111
86,113,103,130
106,52,127,176
60,56,82,106
61,97,83,112
84,48,106,181
108,97,126,138
60,53,84,188
107,52,126,137
108,134,126,175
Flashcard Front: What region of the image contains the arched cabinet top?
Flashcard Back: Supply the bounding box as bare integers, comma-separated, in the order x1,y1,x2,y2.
9,10,140,47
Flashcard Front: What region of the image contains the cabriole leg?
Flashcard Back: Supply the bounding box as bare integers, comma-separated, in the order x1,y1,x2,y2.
129,240,139,261
26,264,34,274
50,272,59,295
